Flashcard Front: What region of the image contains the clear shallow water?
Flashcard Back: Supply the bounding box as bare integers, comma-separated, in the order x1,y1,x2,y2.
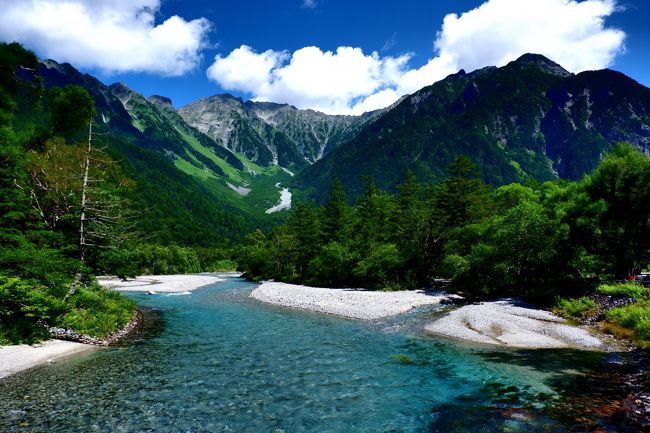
0,277,622,432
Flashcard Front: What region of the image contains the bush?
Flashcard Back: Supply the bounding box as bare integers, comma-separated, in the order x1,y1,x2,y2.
0,275,136,344
0,275,64,344
596,282,648,299
553,297,598,321
55,284,136,337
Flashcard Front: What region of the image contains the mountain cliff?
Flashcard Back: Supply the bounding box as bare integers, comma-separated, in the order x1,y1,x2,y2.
178,95,383,170
294,54,650,200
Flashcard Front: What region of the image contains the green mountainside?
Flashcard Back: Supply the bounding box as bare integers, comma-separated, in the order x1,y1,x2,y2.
38,60,256,245
294,54,650,201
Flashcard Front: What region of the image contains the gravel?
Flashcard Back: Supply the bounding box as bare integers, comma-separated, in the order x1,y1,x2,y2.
424,300,604,349
0,340,95,379
250,281,457,320
98,273,228,293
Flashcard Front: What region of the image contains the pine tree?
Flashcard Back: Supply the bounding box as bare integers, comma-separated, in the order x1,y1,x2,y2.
319,178,351,243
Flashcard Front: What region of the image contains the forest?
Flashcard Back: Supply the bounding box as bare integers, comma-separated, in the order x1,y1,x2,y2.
237,147,650,344
2,42,649,347
0,43,235,344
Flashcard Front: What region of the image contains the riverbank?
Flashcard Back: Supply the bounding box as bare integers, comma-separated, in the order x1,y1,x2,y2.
251,281,459,320
251,282,606,350
98,273,228,293
0,308,145,380
0,340,95,379
424,300,604,349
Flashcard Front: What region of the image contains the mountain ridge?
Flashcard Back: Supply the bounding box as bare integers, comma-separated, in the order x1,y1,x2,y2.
293,53,650,201
178,94,386,169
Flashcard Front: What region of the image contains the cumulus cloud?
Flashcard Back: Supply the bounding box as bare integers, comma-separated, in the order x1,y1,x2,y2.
434,0,625,73
208,45,412,114
0,0,211,76
207,0,625,115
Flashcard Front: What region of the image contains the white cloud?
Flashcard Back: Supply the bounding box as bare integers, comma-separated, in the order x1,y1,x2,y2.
207,0,625,115
302,0,318,9
434,0,625,73
208,45,412,115
0,0,211,76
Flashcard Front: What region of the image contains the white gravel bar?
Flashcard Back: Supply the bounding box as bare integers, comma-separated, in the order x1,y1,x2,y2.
98,273,226,293
0,340,95,379
251,281,456,320
424,300,603,349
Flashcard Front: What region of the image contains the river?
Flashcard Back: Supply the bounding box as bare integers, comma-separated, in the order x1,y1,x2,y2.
0,276,625,432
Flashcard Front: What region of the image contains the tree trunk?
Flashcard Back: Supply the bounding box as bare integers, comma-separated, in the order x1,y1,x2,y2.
65,120,92,301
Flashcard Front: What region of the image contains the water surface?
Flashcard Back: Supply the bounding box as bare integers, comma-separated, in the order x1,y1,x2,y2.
0,277,623,432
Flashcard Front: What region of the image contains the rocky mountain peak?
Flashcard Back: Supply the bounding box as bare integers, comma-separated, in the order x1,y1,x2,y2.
149,95,173,108
512,53,572,77
109,82,134,103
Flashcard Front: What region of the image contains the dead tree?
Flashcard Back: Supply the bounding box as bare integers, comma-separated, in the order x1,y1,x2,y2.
65,120,93,300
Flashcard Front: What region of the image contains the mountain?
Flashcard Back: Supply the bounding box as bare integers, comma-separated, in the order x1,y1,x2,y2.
37,60,261,245
178,95,383,170
294,53,650,200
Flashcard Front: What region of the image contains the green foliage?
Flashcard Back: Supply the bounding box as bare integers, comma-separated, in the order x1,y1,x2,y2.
0,275,135,344
450,200,571,300
307,242,357,287
596,282,648,300
237,164,494,291
0,43,135,344
553,297,598,322
0,275,62,344
98,244,201,277
605,301,650,344
47,85,95,136
575,144,650,278
238,146,650,321
236,230,275,282
55,284,136,337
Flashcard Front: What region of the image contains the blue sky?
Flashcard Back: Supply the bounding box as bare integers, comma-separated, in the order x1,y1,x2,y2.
0,0,647,114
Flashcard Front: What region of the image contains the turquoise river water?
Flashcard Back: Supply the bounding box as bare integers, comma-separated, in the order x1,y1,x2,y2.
0,277,627,432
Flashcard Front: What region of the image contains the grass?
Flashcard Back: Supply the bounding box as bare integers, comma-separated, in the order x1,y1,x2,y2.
596,282,648,299
553,296,598,322
604,301,650,346
177,127,245,184
174,156,215,181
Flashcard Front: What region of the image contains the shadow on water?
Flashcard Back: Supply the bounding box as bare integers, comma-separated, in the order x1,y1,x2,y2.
427,347,631,432
113,307,165,347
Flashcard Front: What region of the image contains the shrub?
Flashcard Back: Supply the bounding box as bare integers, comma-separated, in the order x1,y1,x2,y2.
0,275,136,344
0,275,63,344
55,284,136,337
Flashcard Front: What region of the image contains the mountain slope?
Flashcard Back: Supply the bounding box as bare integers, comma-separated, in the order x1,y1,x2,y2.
37,60,261,245
294,54,650,200
178,95,383,170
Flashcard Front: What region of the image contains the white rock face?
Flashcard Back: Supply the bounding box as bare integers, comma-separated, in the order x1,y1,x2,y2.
424,300,603,349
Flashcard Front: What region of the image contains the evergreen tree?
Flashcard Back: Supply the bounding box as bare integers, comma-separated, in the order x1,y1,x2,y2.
570,144,650,278
290,203,321,278
319,178,351,243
